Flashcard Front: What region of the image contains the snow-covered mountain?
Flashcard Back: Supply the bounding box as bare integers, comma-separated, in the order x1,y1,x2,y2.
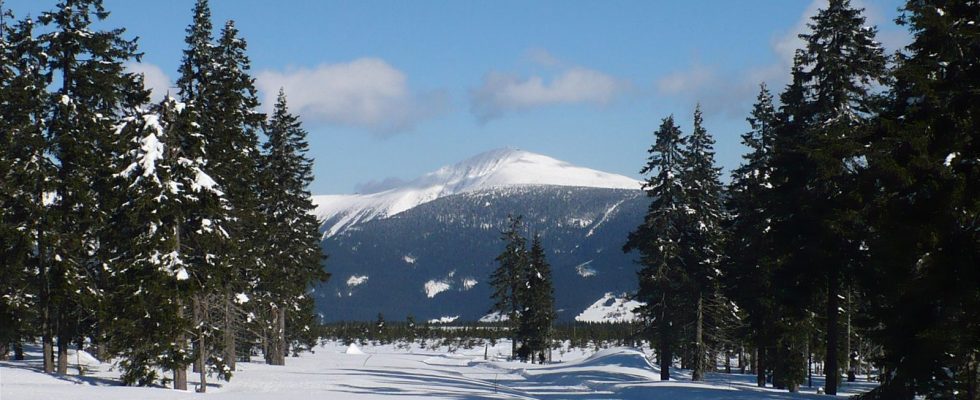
312,148,647,322
313,148,641,237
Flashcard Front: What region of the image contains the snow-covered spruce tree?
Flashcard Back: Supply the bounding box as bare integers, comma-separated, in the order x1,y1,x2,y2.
36,0,150,375
0,4,15,359
174,0,232,387
176,0,265,382
518,234,556,364
109,97,228,388
723,84,779,388
860,2,980,398
678,104,728,381
256,89,328,366
0,10,53,362
489,215,528,359
624,116,688,381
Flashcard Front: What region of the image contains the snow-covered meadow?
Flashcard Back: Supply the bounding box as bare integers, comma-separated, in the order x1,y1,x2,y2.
2,341,876,399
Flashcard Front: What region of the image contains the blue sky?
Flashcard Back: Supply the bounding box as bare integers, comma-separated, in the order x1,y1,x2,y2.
4,0,909,194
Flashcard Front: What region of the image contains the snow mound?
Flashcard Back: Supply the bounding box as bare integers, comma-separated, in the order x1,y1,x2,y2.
345,343,365,355
427,315,459,324
424,280,451,298
576,292,643,323
479,311,509,323
346,275,368,287
313,148,641,237
577,348,655,370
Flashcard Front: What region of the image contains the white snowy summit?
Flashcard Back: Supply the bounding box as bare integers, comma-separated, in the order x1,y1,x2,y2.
313,148,641,237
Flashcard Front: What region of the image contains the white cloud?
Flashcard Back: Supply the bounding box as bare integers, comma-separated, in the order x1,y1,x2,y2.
655,0,910,118
125,62,173,103
256,58,446,134
470,66,628,122
656,63,715,95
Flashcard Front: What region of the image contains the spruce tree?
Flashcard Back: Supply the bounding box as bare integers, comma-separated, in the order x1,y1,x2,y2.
767,0,886,393
207,19,266,374
257,89,329,366
678,104,727,381
624,116,687,381
489,215,528,359
519,234,556,364
861,1,980,398
109,97,227,387
0,10,52,363
37,0,149,375
724,84,779,388
174,0,235,387
1,12,56,369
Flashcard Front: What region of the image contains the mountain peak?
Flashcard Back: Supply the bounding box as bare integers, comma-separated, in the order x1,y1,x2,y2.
313,148,641,237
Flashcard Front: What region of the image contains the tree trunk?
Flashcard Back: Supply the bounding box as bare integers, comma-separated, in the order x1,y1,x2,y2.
826,268,840,395
808,346,813,388
277,306,286,365
845,288,852,374
56,333,68,374
692,294,705,381
174,296,188,391
39,218,54,374
195,296,207,393
738,346,745,374
14,342,24,360
659,341,671,381
725,350,731,374
659,292,670,381
756,345,766,387
174,335,187,390
223,289,235,372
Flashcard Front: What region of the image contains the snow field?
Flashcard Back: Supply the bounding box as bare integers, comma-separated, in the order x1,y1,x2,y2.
1,340,877,399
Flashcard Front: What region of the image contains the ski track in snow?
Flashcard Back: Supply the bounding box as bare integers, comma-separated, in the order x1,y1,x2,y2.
1,341,877,399
586,199,625,238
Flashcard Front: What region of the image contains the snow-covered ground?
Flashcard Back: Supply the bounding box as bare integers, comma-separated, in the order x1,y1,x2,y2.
1,341,877,399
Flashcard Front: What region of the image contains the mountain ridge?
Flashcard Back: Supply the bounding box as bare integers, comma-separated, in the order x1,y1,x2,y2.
313,148,641,237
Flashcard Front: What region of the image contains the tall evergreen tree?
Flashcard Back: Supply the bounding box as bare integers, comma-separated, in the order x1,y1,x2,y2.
208,19,266,374
37,0,149,375
767,0,886,393
724,84,779,388
0,10,53,363
678,104,727,381
625,116,688,381
489,215,528,358
861,1,980,398
174,0,236,387
257,89,329,366
519,234,556,364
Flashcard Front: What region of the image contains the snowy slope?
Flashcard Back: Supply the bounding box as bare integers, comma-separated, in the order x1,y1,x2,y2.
313,148,641,237
1,341,878,399
576,292,644,323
